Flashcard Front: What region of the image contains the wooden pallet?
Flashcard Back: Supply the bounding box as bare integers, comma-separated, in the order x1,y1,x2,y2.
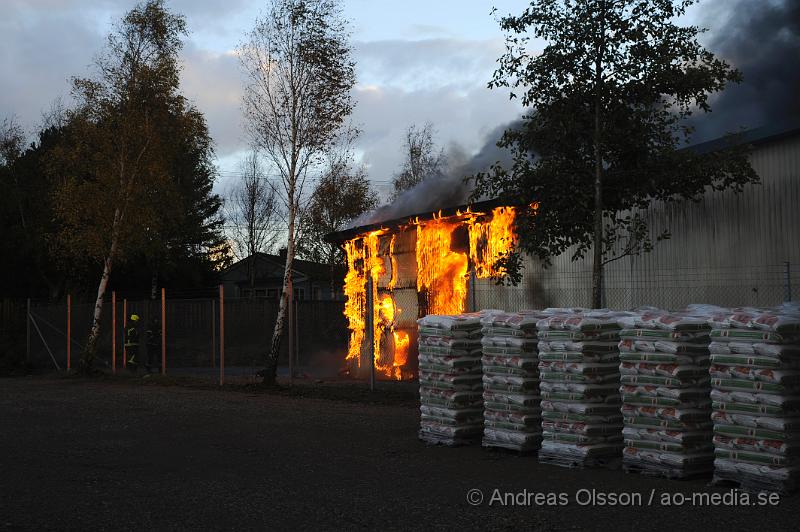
622,462,712,481
538,451,621,470
711,473,797,495
481,441,539,455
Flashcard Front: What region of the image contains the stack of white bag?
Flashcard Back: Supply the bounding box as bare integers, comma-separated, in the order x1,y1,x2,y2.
537,310,625,467
418,313,484,445
480,311,549,451
617,308,715,478
708,303,800,492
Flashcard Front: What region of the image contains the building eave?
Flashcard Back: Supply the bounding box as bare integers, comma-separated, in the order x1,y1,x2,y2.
324,197,505,244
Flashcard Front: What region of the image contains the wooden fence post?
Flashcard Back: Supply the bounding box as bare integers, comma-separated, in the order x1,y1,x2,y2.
123,299,127,368
66,294,71,372
112,291,116,374
211,299,216,368
26,298,30,365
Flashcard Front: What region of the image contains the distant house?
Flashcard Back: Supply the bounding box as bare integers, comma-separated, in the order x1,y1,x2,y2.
221,251,345,301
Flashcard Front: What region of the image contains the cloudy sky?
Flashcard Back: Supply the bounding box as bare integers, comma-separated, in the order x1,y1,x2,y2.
1,0,537,199
3,0,792,203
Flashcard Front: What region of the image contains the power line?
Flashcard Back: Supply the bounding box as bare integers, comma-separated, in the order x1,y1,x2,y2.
216,171,395,185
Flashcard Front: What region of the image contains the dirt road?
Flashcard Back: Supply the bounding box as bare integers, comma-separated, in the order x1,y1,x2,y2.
1,378,796,530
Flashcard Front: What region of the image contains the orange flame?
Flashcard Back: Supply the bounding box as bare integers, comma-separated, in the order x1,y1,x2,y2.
387,234,398,291
416,218,469,315
343,205,520,380
343,239,366,363
468,206,517,278
392,330,410,380
343,231,410,380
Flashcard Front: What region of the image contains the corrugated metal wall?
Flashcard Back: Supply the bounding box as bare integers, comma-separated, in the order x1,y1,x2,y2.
472,133,800,311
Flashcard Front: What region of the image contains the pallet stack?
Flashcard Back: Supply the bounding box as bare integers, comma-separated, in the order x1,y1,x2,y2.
536,311,625,468
618,309,715,478
418,313,484,446
709,305,800,492
480,311,547,452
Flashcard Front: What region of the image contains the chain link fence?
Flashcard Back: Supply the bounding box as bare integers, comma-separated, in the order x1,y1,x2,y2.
469,263,798,312
23,292,347,379
12,263,799,379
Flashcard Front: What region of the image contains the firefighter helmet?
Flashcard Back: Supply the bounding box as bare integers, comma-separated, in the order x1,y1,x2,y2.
130,314,140,322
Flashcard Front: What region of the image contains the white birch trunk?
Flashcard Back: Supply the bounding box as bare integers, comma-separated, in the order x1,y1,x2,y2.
263,201,295,383
84,207,122,370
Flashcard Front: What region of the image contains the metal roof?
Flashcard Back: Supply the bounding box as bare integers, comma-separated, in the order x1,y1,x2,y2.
324,198,503,244
686,119,800,155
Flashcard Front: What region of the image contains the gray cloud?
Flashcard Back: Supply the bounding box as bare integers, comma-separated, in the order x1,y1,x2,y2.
352,82,521,196
0,3,520,189
350,37,522,198
180,45,244,157
0,3,104,136
353,37,504,90
0,0,250,140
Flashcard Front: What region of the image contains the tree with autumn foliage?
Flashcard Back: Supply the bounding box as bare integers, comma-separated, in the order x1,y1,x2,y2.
474,0,758,307
297,144,378,295
50,0,224,371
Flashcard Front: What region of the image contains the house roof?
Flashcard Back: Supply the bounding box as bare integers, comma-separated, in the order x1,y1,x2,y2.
222,252,344,283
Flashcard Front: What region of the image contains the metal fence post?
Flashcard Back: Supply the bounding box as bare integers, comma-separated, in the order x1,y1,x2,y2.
219,284,225,386
288,276,294,385
366,275,375,391
786,261,793,302
66,294,71,372
469,269,477,312
161,288,166,375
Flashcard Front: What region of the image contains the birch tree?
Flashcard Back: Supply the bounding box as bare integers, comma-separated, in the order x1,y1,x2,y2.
240,0,356,384
51,0,188,371
224,150,281,290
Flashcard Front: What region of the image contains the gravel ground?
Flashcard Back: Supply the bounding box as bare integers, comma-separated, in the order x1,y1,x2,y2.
1,377,798,531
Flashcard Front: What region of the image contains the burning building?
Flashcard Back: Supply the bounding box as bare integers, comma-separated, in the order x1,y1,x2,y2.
328,122,800,381
328,200,521,380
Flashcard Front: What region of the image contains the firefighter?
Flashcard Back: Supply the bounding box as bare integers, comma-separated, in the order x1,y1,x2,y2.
145,316,160,374
125,314,140,371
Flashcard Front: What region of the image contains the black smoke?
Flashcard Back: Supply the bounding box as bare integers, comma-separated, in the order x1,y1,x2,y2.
690,0,800,141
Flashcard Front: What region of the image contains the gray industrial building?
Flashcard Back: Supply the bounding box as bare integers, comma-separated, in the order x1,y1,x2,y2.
473,122,800,311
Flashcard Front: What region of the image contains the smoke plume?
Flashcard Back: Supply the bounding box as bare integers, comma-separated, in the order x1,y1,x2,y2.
349,0,799,229
690,0,800,141
347,121,518,228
